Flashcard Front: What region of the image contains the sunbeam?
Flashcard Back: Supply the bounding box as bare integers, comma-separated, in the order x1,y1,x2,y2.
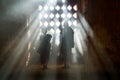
0,0,117,80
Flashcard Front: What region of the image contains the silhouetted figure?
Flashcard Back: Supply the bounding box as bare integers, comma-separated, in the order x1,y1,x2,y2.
60,22,74,68
38,34,52,69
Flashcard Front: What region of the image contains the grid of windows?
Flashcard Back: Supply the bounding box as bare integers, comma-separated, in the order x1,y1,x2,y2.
38,1,78,27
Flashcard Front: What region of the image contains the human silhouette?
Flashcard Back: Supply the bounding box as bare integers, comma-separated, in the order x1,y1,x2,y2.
38,34,52,69
60,22,74,68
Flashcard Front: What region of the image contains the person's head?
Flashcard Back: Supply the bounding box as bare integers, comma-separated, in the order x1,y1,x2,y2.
61,21,68,29
46,34,52,41
64,22,68,27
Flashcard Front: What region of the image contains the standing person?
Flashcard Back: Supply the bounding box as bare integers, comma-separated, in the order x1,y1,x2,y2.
38,34,52,69
60,22,74,68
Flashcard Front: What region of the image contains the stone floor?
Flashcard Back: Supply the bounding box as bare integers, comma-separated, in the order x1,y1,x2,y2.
0,64,119,80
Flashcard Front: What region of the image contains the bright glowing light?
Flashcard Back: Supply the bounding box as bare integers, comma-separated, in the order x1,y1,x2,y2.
56,28,60,33
28,30,31,38
39,21,43,26
67,5,72,11
50,13,54,19
44,6,48,11
50,0,54,3
38,5,42,11
44,21,48,26
26,52,30,67
61,13,65,18
55,29,60,46
50,21,54,26
73,5,78,11
38,14,42,19
61,21,65,26
74,28,85,54
47,28,55,35
61,5,66,10
44,14,48,19
26,42,31,66
50,28,55,34
56,21,60,26
26,19,29,27
62,0,66,3
67,13,72,18
50,5,54,11
73,13,77,18
79,13,93,37
56,13,60,18
68,20,72,26
73,20,77,26
55,5,60,11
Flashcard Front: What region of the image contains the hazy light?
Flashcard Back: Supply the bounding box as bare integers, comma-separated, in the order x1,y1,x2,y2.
56,21,60,26
26,19,29,27
67,13,72,18
61,5,66,10
62,0,66,3
44,6,48,11
37,31,41,40
39,21,43,26
50,5,54,11
44,13,48,18
73,13,77,18
50,13,54,19
28,42,31,51
38,5,43,11
61,21,64,26
61,13,65,18
79,13,93,37
44,21,48,26
47,28,55,35
73,5,77,11
55,29,60,46
56,28,60,33
55,5,60,11
68,20,72,26
50,0,54,3
50,21,54,26
28,30,31,38
56,13,60,18
74,29,84,54
67,5,72,11
73,20,77,26
26,42,31,66
26,52,30,66
38,13,42,19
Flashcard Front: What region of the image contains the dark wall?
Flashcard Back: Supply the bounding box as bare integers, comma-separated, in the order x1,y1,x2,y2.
85,0,120,49
0,0,35,51
104,0,120,50
0,0,36,66
77,0,120,70
103,0,120,69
